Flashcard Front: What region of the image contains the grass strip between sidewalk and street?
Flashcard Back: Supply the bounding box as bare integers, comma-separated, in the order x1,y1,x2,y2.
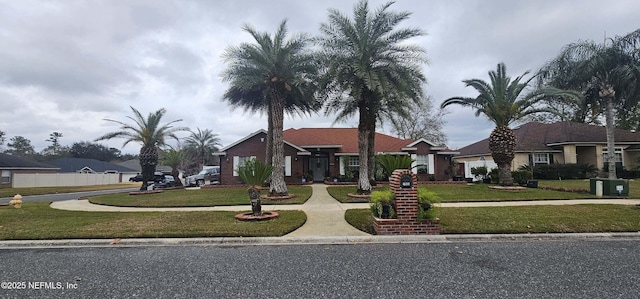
345,204,640,235
88,185,312,207
0,202,306,240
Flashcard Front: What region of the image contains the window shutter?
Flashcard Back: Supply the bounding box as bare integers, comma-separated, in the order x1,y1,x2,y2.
411,154,418,174
339,157,345,175
233,156,240,176
285,156,292,176
549,154,554,164
428,154,435,174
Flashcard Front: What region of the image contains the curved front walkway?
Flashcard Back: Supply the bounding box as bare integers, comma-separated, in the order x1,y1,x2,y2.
50,184,370,237
49,184,640,237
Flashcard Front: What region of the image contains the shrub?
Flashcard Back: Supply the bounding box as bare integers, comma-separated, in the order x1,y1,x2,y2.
471,166,488,180
511,170,530,186
369,190,395,218
489,168,500,184
417,188,441,220
533,163,597,180
237,158,273,188
376,154,414,179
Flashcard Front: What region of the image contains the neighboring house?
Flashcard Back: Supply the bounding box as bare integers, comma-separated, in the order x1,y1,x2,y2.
45,158,137,174
214,128,459,184
454,122,640,178
0,153,59,189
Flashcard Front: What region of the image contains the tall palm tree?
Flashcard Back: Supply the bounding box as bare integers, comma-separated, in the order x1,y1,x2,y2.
538,29,640,178
183,128,221,171
441,63,581,186
318,0,427,194
161,148,185,187
96,107,187,191
221,20,318,196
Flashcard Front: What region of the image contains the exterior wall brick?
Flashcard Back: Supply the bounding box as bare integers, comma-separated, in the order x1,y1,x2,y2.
374,169,440,235
220,132,305,185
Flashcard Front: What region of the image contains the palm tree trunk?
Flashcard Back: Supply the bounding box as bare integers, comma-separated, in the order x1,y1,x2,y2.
367,122,376,184
139,146,158,191
269,93,288,196
605,98,617,179
357,103,372,194
266,103,273,165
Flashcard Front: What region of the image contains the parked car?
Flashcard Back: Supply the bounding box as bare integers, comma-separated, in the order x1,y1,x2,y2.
129,174,144,182
154,175,176,189
129,172,164,183
186,166,220,187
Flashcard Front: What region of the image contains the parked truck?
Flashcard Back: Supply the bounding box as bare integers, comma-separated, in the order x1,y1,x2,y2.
185,166,220,187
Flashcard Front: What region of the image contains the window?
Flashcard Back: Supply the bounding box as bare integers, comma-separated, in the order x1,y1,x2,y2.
233,156,256,176
1,170,10,184
533,153,550,165
348,156,359,173
602,148,623,166
416,155,429,174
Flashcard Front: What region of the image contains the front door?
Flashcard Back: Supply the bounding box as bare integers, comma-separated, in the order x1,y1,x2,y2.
310,156,328,182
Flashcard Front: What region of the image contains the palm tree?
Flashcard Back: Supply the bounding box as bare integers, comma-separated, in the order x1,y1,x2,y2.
96,107,187,191
183,128,221,171
221,20,318,196
161,148,185,187
538,29,640,178
318,0,427,194
441,63,581,186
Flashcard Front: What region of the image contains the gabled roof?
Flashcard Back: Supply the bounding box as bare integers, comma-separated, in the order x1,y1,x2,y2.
45,158,137,173
216,129,308,154
283,128,410,154
457,122,640,157
0,153,59,170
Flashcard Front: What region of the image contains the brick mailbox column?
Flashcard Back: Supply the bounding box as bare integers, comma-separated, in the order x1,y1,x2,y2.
373,169,440,235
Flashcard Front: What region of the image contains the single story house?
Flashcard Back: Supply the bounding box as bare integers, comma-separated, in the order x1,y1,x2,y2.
0,153,59,189
214,128,459,184
45,157,137,174
454,122,640,178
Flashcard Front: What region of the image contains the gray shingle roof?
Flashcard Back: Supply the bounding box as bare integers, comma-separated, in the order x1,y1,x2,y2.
457,122,640,157
45,158,137,173
0,153,59,169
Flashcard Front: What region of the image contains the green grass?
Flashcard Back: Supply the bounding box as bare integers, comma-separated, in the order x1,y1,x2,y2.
0,183,140,198
0,202,306,240
328,183,596,203
88,186,313,207
345,209,375,234
539,179,639,198
346,205,640,234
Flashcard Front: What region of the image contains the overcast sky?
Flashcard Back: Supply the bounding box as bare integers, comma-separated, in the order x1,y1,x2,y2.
1,0,639,155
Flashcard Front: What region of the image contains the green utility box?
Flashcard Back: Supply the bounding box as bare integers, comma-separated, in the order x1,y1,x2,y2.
589,178,629,196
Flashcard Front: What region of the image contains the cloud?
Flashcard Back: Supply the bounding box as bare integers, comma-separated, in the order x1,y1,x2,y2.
0,0,639,155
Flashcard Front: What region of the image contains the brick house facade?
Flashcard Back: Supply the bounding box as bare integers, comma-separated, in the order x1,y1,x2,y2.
214,128,459,185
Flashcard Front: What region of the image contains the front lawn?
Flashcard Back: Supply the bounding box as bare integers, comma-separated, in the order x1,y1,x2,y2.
0,183,140,198
88,185,312,207
0,202,306,240
329,183,596,203
539,179,639,198
345,204,640,235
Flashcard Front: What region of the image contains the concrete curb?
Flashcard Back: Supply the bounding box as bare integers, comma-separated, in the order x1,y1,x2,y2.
2,232,639,249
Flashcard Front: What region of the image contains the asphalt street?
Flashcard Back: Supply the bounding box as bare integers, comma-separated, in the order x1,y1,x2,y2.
1,240,638,298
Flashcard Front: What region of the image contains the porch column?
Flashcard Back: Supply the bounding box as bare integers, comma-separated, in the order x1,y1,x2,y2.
563,145,577,164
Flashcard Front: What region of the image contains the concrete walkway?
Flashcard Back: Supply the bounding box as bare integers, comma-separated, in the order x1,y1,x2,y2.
49,184,640,238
